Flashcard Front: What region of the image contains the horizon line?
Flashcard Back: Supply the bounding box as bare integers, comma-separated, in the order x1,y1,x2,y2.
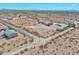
0,9,79,11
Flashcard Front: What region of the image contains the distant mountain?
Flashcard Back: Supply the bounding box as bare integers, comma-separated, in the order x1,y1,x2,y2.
0,9,79,14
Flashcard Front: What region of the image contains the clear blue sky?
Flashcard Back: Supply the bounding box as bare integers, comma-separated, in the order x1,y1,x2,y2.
0,3,79,10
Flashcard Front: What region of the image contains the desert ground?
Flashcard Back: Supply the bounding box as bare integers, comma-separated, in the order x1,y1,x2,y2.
0,10,79,55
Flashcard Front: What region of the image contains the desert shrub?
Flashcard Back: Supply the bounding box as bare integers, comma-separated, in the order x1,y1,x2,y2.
24,48,28,51
2,42,6,46
20,51,24,54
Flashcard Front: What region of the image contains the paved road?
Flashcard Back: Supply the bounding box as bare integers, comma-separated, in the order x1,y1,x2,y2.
0,19,44,43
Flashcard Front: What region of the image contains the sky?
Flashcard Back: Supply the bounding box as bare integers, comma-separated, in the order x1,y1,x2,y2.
0,3,79,10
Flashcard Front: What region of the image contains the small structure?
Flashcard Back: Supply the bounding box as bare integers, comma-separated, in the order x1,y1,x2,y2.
64,20,75,28
0,30,4,36
50,23,69,31
4,29,17,39
0,23,7,31
74,21,79,28
39,19,52,26
2,18,10,23
0,30,5,39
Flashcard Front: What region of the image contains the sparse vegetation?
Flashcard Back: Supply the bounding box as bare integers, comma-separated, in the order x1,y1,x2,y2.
0,11,79,55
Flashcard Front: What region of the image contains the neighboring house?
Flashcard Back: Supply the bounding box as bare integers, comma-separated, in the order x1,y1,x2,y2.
39,20,52,26
50,23,69,31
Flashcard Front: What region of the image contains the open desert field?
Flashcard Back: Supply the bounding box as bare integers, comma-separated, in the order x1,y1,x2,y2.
0,10,79,55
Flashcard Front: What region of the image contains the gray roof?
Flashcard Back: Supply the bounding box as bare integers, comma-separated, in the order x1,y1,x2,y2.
4,29,17,35
4,29,17,39
50,23,69,30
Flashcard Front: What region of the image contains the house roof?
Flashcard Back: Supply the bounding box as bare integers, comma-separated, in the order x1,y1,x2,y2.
4,29,17,35
50,23,69,30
